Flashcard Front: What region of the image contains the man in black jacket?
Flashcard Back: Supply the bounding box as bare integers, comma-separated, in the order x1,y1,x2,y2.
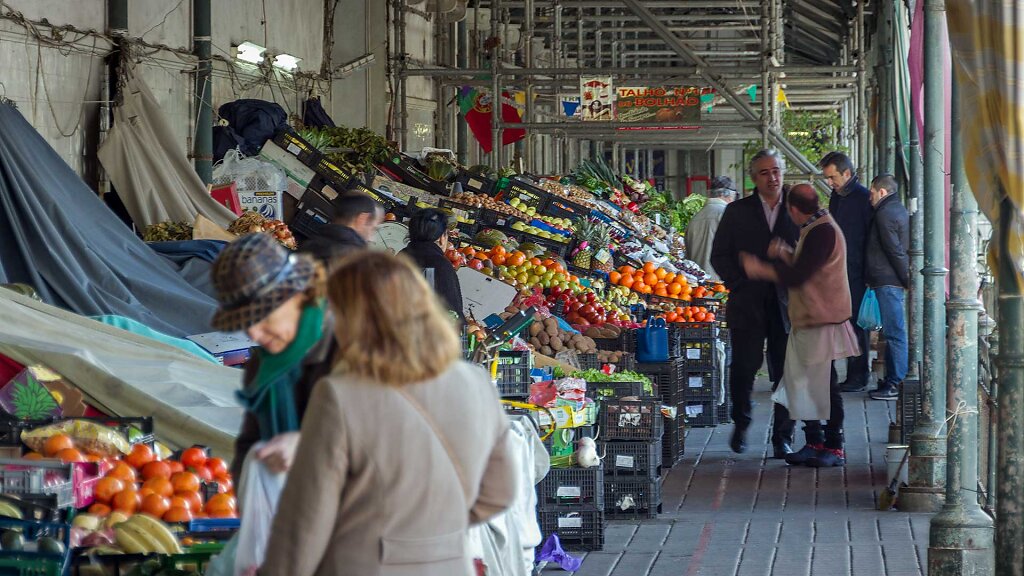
819,152,873,392
299,191,384,265
864,174,910,400
711,149,799,456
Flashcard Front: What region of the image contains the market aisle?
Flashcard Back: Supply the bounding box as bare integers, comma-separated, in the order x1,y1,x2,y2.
546,380,931,576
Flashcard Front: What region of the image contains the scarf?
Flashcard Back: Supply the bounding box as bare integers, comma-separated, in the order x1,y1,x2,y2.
237,301,326,440
801,208,830,229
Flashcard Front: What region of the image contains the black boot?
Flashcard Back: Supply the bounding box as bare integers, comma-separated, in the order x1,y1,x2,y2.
807,430,846,467
770,402,795,458
730,426,747,454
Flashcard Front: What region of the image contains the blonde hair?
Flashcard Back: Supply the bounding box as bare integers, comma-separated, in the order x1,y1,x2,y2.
327,251,460,385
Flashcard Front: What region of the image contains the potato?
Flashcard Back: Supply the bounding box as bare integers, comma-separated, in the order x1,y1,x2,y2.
538,332,550,345
541,345,553,356
551,339,564,352
543,317,558,330
530,337,541,348
529,323,543,337
584,327,604,338
546,324,559,337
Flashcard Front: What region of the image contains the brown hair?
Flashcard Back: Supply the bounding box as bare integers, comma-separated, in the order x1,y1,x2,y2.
327,251,460,385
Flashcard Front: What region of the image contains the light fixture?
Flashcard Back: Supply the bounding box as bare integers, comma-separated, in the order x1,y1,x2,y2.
235,42,266,65
333,53,376,77
273,53,302,72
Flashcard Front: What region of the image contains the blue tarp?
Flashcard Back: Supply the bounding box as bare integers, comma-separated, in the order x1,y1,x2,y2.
0,104,219,337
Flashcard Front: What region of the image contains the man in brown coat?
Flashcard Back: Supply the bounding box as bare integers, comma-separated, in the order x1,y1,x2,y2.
741,184,860,467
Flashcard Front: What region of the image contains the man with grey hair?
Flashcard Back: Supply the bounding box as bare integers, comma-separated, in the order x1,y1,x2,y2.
685,183,736,280
711,149,799,456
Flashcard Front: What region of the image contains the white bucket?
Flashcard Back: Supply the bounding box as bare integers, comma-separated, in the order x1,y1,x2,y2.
886,445,910,485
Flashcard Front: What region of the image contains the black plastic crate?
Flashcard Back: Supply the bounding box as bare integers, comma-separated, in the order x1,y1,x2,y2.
676,322,719,340
537,465,604,507
716,394,732,425
312,155,358,191
272,130,322,167
680,339,718,369
593,335,625,352
290,176,342,239
662,416,686,467
899,378,922,444
578,352,637,373
496,179,550,212
544,197,591,220
537,505,605,551
602,440,660,478
681,369,720,400
509,230,571,258
683,399,718,428
477,207,522,227
585,381,649,399
599,398,664,440
604,477,662,519
456,172,497,195
495,351,533,398
636,360,685,402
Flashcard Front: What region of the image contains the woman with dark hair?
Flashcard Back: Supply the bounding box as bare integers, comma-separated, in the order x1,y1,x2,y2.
399,208,464,319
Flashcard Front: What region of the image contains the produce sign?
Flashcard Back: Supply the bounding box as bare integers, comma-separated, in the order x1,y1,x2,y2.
615,87,710,124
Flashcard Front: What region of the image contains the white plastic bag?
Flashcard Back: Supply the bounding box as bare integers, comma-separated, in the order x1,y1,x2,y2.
232,444,288,576
212,149,287,194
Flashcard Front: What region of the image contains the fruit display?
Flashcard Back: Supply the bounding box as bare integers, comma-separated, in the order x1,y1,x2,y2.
227,211,298,250
608,261,692,299
543,287,633,328
536,178,598,206
533,215,575,233
571,218,612,271
526,316,599,357
660,305,716,324
507,196,539,217
449,191,532,221
510,220,571,243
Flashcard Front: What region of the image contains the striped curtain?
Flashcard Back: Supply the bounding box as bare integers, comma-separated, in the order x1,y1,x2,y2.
892,1,912,181
947,0,1024,284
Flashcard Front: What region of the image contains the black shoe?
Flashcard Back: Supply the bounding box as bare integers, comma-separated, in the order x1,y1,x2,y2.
869,385,899,401
840,379,867,393
807,448,846,467
772,441,794,459
730,427,747,454
785,443,823,466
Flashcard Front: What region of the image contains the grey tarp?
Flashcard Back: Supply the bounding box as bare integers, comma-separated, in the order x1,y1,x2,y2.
98,72,237,229
0,290,242,456
0,102,218,337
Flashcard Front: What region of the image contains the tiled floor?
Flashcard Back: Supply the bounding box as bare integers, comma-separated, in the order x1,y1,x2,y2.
545,380,931,576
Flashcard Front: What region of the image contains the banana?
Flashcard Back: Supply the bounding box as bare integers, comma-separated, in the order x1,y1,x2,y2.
71,513,103,531
127,514,183,554
113,525,150,554
104,511,131,529
0,502,23,520
88,545,125,555
116,519,165,553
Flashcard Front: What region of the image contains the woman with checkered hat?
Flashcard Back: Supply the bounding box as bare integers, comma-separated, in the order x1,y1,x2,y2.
210,233,336,480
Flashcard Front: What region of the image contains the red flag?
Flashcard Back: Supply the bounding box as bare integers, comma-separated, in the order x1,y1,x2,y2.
460,89,525,153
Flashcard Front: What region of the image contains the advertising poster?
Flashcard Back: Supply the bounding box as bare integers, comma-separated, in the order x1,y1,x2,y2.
580,77,614,121
615,86,712,124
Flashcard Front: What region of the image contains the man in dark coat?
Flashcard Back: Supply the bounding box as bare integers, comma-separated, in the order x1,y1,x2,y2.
819,152,874,392
299,191,384,265
865,174,911,400
711,149,799,457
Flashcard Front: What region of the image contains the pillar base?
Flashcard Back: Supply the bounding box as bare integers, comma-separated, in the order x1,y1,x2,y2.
929,548,996,575
929,509,995,576
899,486,945,512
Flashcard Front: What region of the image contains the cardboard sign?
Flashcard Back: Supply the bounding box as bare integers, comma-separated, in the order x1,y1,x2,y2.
457,268,518,321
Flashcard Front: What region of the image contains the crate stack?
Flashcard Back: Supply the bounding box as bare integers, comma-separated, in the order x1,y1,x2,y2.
598,396,664,519
636,360,687,467
677,324,722,428
493,350,533,398
536,463,606,551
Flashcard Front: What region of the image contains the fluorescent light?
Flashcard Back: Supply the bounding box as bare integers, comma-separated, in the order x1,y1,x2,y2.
235,42,266,65
273,53,301,72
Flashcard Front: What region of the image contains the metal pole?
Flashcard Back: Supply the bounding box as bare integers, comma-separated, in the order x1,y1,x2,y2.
928,68,994,576
524,0,535,170
397,0,409,150
882,0,896,174
759,0,769,147
856,0,868,179
995,196,1024,575
901,0,948,512
907,114,924,380
456,19,469,165
191,0,213,184
490,0,502,169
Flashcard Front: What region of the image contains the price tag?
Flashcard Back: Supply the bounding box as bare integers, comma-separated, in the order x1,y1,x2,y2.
615,455,635,468
689,376,703,388
686,348,701,360
556,486,581,498
497,219,506,227
468,178,483,189
286,143,302,156
558,516,583,529
686,404,704,417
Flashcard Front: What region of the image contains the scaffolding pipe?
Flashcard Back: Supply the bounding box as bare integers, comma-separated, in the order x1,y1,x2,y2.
927,65,995,576
760,0,770,147
901,0,948,513
856,0,868,178
192,0,212,184
397,0,409,150
500,0,761,7
908,114,924,380
490,0,502,169
403,65,860,77
524,0,535,170
456,19,469,165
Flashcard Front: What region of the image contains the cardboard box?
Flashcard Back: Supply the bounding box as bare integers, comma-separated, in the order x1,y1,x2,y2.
258,141,317,200
237,190,285,221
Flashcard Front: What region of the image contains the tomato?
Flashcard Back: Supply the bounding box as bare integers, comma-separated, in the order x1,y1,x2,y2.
180,447,207,470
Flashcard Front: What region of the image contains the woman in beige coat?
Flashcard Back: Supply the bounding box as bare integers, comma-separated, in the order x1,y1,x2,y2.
259,251,517,576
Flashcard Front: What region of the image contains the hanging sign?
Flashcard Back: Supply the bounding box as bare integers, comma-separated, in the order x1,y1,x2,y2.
615,86,711,124
580,76,614,121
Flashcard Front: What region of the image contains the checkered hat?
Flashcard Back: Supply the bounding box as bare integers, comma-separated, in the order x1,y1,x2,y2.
210,234,316,332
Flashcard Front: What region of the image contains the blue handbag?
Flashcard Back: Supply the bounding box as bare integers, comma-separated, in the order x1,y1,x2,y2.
636,317,669,362
857,288,883,331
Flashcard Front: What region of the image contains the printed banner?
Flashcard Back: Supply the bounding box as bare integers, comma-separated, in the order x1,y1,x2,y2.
580,76,614,121
615,86,711,124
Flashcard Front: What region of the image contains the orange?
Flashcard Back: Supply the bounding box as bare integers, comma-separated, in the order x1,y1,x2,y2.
141,460,172,481
655,287,668,297
490,254,507,266
85,453,103,462
205,494,237,516
655,268,667,280
542,258,556,268
125,444,155,470
206,457,228,480
170,495,193,511
171,471,201,494
530,257,542,266
175,491,203,513
551,263,565,274
507,252,526,266
163,506,193,523
141,493,170,518
695,312,707,322
192,465,213,482
215,478,234,494
88,503,112,517
94,477,125,504
668,283,683,295
142,477,174,498
569,275,579,283
180,447,207,470
492,246,506,257
138,487,156,499
619,265,636,276
107,461,137,484
57,448,85,463
706,312,716,322
43,434,75,457
168,461,184,475
642,262,656,274
666,312,678,322
643,272,658,286
664,272,677,285
112,489,141,514
609,271,621,284
22,452,44,460
620,274,634,289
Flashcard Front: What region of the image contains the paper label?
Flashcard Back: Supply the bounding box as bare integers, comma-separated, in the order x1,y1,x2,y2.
689,376,703,388
468,177,483,189
497,219,506,227
686,404,704,417
286,143,302,156
558,516,583,529
615,455,635,468
556,486,581,498
686,348,701,360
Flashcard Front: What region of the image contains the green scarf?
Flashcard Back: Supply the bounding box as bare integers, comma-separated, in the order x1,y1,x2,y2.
237,301,326,440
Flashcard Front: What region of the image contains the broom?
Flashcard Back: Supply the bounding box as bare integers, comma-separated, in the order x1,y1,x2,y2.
878,448,910,511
